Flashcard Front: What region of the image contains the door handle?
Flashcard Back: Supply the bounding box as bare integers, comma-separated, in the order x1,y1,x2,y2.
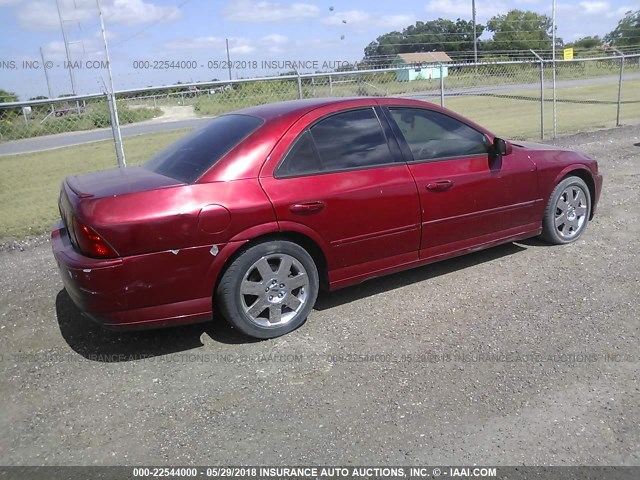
289,201,326,214
426,180,454,192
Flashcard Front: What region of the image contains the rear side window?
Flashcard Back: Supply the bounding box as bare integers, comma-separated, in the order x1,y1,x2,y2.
277,131,321,177
276,108,393,177
144,114,263,183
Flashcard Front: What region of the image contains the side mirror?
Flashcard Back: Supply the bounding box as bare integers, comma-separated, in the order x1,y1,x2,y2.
493,137,512,156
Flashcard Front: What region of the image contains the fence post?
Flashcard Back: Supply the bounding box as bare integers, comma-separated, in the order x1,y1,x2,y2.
107,92,126,168
531,50,545,139
614,50,625,127
329,75,333,96
552,59,557,138
439,64,445,107
297,72,303,99
540,61,545,139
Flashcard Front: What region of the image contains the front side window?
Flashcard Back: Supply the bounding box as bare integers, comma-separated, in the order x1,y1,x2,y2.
389,108,488,162
276,108,393,177
144,114,263,183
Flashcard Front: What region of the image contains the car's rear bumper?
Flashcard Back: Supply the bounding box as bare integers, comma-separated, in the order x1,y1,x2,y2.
51,222,215,329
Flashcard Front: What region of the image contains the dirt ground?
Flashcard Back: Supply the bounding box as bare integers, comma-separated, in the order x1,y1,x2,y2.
0,125,638,466
155,105,197,122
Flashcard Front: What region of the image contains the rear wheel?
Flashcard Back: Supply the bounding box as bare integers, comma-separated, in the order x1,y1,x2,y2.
217,240,319,339
540,176,591,244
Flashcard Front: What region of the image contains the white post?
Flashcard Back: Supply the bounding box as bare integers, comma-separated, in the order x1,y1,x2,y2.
297,71,303,99
40,47,55,117
39,47,53,99
552,0,557,138
439,64,445,107
226,39,232,81
610,47,625,127
56,0,76,96
97,0,126,167
472,0,478,66
531,50,545,139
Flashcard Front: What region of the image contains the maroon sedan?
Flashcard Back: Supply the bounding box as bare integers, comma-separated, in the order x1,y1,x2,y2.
52,97,602,338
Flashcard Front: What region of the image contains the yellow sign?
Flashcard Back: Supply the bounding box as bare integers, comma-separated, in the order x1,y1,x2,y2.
563,48,574,60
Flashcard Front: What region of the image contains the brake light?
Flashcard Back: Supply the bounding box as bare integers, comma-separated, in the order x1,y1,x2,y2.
72,217,118,258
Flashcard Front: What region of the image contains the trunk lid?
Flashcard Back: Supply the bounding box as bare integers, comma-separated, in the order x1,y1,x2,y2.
65,166,182,198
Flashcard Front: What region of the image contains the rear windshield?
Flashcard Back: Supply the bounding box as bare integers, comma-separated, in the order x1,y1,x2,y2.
144,114,264,183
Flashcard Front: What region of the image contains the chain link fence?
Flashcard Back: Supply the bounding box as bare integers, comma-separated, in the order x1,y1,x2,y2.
1,53,638,241
1,53,639,153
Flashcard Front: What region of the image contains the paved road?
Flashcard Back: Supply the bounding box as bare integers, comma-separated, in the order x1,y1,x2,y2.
2,74,639,156
0,117,211,156
0,125,638,466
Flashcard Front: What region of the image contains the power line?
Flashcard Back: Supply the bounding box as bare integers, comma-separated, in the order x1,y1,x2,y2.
380,30,557,37
368,40,562,47
111,0,192,47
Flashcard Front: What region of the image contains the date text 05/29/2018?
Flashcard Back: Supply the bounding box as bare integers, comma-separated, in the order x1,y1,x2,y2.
131,60,354,70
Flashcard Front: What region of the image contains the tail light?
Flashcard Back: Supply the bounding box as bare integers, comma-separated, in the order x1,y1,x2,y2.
72,216,118,259
59,187,118,259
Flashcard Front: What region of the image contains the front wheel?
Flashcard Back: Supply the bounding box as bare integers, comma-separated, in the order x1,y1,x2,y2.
540,176,592,245
216,240,319,339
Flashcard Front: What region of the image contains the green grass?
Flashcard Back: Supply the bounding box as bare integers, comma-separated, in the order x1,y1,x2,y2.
444,79,640,139
1,77,639,242
0,129,188,242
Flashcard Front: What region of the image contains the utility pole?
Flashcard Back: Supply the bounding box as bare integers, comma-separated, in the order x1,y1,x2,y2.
472,0,477,65
39,47,53,99
225,38,232,81
97,0,126,167
55,0,76,95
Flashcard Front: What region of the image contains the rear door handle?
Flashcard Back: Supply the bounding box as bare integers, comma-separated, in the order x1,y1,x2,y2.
426,180,454,192
289,201,326,214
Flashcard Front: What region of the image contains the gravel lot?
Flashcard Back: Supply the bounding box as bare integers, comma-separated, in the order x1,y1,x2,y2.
1,125,638,467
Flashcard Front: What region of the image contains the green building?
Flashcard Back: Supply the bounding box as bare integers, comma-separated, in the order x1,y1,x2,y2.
393,52,452,82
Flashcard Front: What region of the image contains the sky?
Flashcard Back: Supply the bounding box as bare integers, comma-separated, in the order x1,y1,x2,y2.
0,0,635,100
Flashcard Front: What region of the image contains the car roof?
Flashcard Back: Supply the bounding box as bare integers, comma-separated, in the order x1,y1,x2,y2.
233,96,487,126
232,96,492,140
234,97,426,121
234,97,359,120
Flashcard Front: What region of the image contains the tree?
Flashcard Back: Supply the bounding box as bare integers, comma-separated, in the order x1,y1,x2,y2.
604,10,640,47
486,9,555,52
0,89,18,103
29,95,49,101
364,19,485,66
567,36,602,49
0,89,19,120
364,30,403,64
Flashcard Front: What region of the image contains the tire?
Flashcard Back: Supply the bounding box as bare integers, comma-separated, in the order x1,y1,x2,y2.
540,176,592,245
216,240,319,339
